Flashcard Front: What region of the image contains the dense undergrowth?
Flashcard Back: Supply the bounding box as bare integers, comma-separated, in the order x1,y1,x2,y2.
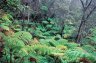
0,0,96,63
0,13,96,63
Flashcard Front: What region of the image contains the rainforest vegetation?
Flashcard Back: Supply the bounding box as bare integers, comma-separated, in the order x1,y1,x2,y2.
0,0,96,63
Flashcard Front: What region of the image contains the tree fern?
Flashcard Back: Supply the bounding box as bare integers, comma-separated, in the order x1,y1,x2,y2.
14,31,32,45
64,48,96,63
82,45,96,60
4,36,25,50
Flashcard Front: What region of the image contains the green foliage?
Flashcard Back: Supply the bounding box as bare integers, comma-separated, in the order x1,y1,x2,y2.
82,27,96,45
64,48,96,63
1,1,96,63
63,24,76,39
7,0,20,7
0,14,13,31
0,25,10,31
2,31,32,51
88,28,96,43
1,32,96,63
82,45,96,58
64,42,80,49
41,6,48,11
4,36,25,49
14,31,32,40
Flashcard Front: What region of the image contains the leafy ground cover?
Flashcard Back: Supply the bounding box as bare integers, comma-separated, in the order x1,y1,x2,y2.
0,16,96,63
0,0,96,63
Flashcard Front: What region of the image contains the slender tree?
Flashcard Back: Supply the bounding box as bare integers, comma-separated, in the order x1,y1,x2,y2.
76,0,96,43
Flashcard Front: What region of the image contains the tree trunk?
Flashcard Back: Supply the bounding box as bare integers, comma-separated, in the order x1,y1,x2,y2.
76,20,85,43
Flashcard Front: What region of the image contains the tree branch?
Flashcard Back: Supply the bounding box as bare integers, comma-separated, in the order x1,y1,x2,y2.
85,0,93,11
86,6,96,19
86,0,88,5
80,0,85,9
